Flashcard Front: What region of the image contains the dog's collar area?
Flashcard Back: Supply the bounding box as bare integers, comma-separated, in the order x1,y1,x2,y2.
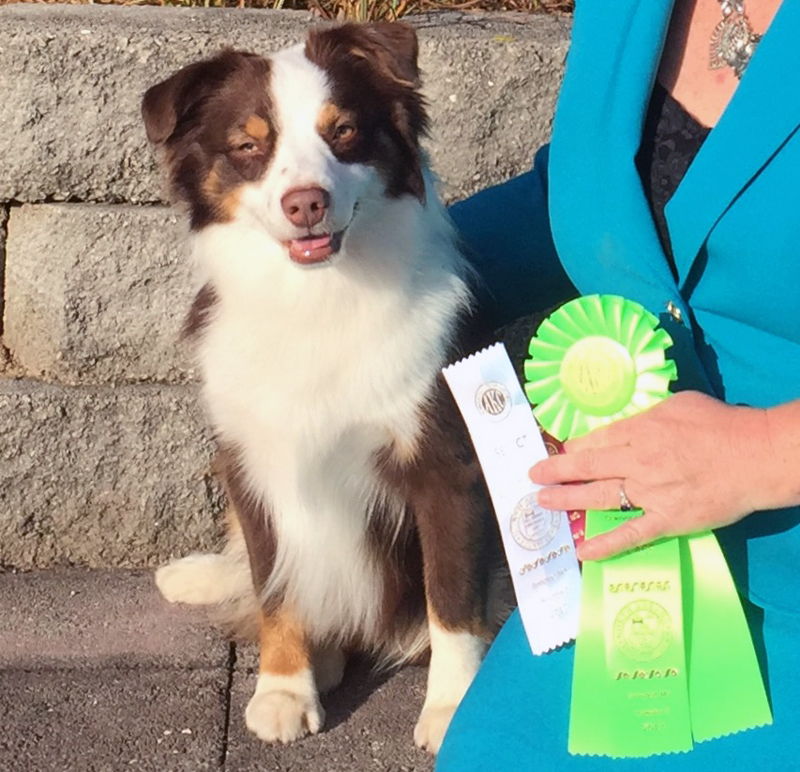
287,229,345,265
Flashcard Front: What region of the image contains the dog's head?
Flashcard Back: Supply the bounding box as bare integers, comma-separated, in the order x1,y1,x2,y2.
142,23,428,266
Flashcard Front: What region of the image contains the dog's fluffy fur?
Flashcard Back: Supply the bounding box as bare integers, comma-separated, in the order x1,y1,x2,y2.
143,23,509,753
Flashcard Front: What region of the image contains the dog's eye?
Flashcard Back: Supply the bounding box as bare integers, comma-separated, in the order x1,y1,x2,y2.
334,124,356,141
236,141,257,153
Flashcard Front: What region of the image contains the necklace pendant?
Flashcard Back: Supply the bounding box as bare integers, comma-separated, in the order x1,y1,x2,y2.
709,11,761,79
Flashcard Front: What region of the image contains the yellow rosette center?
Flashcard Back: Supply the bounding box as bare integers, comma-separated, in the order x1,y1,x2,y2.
559,336,636,416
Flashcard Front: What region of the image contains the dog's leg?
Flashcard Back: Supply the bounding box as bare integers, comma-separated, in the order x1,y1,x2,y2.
245,606,325,743
388,383,496,754
208,447,325,743
411,525,489,755
414,612,486,754
312,643,346,694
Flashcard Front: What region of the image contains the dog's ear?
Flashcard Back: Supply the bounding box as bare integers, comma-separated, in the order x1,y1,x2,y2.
141,50,259,146
142,61,204,146
307,22,421,90
349,22,421,89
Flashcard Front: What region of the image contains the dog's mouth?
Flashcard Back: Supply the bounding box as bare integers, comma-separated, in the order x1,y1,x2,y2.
287,230,345,266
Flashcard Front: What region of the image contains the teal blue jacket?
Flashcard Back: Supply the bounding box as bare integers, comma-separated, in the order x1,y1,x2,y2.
452,0,800,613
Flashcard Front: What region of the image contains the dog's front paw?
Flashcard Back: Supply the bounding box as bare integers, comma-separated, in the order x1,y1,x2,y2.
413,703,458,755
245,683,324,743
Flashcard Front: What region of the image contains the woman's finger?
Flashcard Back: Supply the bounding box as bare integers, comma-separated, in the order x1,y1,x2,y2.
530,444,636,485
536,479,634,513
563,414,638,454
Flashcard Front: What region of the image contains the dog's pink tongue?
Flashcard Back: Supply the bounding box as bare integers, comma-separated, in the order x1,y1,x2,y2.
289,235,333,265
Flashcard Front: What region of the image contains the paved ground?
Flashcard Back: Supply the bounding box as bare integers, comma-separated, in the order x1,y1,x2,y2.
0,570,433,772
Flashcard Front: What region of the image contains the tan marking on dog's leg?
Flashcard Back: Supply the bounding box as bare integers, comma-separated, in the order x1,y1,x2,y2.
245,607,324,744
413,610,486,755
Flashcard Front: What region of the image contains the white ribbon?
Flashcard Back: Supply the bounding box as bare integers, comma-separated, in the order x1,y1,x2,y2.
443,343,581,654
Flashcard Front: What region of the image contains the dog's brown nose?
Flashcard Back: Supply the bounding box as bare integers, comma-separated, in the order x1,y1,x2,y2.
281,187,330,228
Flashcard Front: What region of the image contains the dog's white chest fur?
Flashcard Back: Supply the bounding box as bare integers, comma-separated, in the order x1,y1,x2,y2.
194,188,469,641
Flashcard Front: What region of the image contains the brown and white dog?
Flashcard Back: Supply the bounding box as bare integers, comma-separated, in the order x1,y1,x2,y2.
143,23,509,754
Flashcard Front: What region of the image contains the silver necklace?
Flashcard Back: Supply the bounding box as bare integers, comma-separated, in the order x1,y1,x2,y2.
709,0,761,79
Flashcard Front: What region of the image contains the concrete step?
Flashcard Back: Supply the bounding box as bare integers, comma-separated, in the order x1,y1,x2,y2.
0,378,219,570
0,570,230,772
0,5,569,206
4,203,195,385
0,569,432,772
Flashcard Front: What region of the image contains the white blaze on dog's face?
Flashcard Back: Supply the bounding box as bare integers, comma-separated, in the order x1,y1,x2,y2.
247,45,368,265
142,24,427,267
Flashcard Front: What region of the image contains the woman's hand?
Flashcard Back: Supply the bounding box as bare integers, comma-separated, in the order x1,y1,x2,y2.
529,391,770,561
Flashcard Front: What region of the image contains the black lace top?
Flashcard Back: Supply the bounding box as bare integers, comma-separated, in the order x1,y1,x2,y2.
636,81,711,275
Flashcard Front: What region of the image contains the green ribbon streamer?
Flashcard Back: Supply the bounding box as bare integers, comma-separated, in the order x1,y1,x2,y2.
570,510,693,757
525,295,772,757
682,532,772,742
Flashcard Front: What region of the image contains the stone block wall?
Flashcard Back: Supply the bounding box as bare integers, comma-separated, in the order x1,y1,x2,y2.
0,5,569,568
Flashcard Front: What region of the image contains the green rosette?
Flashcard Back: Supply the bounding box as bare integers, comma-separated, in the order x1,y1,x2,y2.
524,295,772,758
524,295,676,439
